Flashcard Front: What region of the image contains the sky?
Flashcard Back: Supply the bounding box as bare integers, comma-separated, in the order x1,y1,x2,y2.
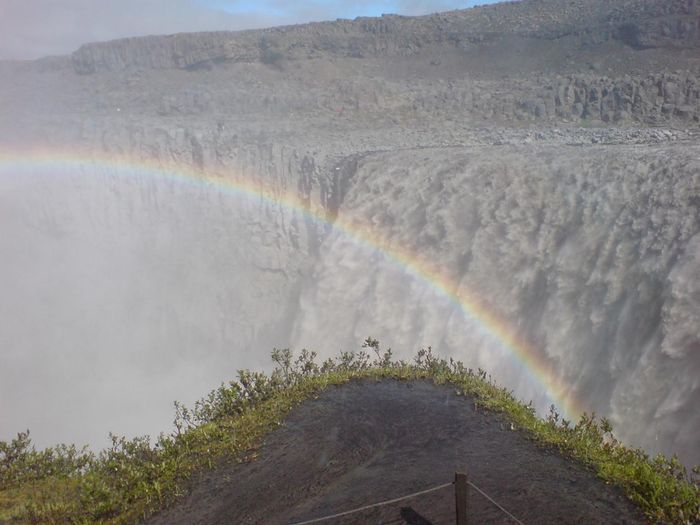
0,0,503,61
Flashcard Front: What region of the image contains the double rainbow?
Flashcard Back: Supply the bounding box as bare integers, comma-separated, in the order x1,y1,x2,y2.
0,147,583,421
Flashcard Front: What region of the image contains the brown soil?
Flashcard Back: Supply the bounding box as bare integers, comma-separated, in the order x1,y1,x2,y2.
145,380,646,524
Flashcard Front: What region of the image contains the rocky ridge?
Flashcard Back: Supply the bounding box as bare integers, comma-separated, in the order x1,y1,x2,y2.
70,0,700,74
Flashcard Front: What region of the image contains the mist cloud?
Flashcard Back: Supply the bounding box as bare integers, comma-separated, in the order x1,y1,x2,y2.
0,0,500,60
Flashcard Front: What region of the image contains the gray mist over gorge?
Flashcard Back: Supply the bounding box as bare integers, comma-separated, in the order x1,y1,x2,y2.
0,0,699,468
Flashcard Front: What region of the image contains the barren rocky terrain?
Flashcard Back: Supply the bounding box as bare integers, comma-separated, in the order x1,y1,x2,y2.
146,380,645,524
0,0,698,471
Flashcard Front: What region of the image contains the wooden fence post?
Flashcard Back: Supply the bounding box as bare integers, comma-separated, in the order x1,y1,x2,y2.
455,471,468,525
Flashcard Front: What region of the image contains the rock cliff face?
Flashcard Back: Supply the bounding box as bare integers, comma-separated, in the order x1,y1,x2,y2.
70,0,700,74
0,0,698,467
291,144,700,463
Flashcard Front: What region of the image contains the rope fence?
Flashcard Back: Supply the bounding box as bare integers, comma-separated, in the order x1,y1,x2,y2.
289,482,453,525
467,480,524,525
288,471,525,525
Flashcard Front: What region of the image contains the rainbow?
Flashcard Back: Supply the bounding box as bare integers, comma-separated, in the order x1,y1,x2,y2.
0,147,583,421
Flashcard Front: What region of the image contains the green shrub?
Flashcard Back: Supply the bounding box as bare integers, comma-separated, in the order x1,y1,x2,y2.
1,340,698,524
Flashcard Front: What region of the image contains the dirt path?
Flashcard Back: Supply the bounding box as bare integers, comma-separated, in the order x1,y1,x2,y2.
146,380,645,524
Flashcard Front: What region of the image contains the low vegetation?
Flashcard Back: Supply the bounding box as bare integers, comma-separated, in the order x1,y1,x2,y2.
1,340,698,524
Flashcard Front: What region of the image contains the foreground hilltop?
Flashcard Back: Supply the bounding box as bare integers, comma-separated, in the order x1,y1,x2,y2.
147,380,645,524
5,349,695,523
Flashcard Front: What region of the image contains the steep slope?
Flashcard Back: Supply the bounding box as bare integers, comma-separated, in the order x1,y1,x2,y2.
146,380,645,524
